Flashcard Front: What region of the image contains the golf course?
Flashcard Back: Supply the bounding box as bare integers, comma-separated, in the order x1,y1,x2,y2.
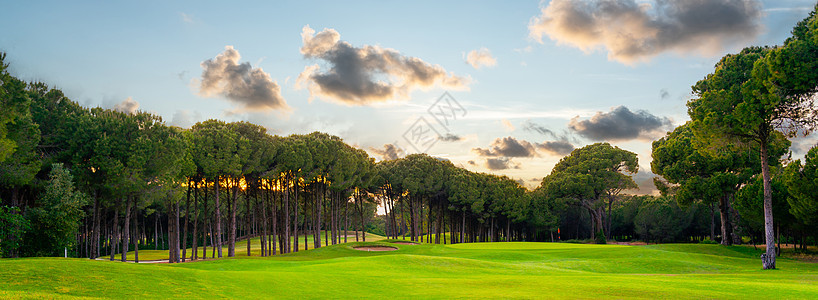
2,239,817,299
5,1,818,299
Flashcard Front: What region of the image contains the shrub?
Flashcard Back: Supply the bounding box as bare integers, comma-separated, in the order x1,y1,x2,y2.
594,230,606,244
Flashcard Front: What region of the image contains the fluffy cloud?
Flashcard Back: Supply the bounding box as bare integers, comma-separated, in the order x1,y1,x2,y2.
522,121,577,155
466,47,497,69
170,110,202,129
529,0,763,64
369,143,404,161
197,46,290,112
473,137,537,157
486,157,520,170
632,169,660,195
790,135,817,156
113,97,139,115
297,25,470,105
471,137,572,170
568,106,672,141
537,140,575,156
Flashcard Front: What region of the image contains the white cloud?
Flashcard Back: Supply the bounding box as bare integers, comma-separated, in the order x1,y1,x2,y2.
529,0,764,64
297,25,470,105
113,97,139,115
465,47,497,69
196,46,290,113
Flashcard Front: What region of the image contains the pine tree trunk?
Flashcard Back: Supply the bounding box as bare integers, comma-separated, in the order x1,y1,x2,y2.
203,179,209,258
175,191,181,263
461,210,465,244
261,183,268,256
83,215,89,258
324,192,329,247
506,219,511,242
729,200,742,245
284,177,290,253
605,197,613,241
214,176,223,258
710,203,716,241
182,182,190,261
246,184,252,257
122,197,131,262
208,219,214,258
228,180,237,257
293,180,299,252
344,192,348,243
314,183,321,249
168,197,175,263
92,194,101,259
436,200,442,244
134,201,139,263
352,191,360,242
310,183,321,249
450,208,455,244
192,180,199,260
361,191,367,242
718,195,733,246
329,190,337,245
760,142,776,269
272,182,278,255
154,212,159,250
111,207,119,261
408,196,416,241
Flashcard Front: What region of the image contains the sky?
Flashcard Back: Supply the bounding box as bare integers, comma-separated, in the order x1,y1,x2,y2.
2,0,816,193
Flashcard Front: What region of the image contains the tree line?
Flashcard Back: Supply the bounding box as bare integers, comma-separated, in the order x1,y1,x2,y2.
0,53,694,259
0,70,385,261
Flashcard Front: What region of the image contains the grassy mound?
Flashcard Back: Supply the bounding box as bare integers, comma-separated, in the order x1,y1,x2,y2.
2,242,817,298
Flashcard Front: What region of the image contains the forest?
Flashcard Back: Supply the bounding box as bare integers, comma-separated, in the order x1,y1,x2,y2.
1,6,818,273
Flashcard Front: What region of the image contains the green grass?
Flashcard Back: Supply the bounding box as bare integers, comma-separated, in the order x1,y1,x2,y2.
109,231,385,261
3,242,818,299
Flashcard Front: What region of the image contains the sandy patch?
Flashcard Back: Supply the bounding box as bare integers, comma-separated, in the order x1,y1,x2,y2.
353,246,398,251
609,241,648,246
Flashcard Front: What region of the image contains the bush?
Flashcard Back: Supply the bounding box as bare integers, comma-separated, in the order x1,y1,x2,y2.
594,230,606,244
0,206,30,257
699,238,718,244
563,239,592,244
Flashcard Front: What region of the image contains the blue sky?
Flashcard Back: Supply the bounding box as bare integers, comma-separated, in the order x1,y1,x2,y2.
2,0,815,191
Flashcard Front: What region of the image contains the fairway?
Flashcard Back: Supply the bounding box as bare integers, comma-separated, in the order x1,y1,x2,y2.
2,242,818,299
107,232,385,262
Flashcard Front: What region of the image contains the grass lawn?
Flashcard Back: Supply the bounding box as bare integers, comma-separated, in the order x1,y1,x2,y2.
106,231,385,261
2,241,818,299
